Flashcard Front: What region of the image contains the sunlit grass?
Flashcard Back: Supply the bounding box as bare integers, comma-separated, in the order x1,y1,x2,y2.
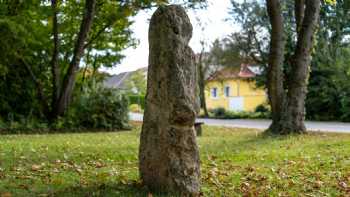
0,122,349,196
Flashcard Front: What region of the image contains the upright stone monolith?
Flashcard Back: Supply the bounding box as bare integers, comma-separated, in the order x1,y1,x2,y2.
139,5,200,195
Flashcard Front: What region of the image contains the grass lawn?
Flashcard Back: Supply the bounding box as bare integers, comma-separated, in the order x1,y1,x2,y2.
0,123,350,196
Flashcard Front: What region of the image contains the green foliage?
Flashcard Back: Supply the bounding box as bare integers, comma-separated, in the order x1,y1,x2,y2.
0,0,207,125
0,116,49,133
209,107,271,119
305,0,350,122
129,104,143,113
255,103,270,113
0,83,130,132
340,92,350,122
211,107,226,118
208,38,242,68
124,69,147,95
1,125,349,196
0,116,5,129
66,84,130,130
0,2,51,120
228,0,350,122
128,94,145,109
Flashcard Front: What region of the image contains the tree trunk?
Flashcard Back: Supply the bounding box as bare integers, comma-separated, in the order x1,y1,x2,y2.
198,52,209,117
139,5,200,195
50,0,60,120
266,0,286,134
294,0,305,34
53,0,96,117
283,0,321,134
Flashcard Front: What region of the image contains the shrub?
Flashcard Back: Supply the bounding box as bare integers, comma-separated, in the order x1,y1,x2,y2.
128,95,145,109
255,104,270,113
210,107,271,119
211,107,226,118
0,85,131,133
0,115,49,134
129,104,143,113
66,85,130,130
340,91,350,122
0,116,5,130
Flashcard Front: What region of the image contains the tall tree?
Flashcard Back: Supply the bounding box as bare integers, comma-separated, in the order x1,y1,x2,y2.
52,0,96,117
266,0,285,133
197,45,209,117
0,0,207,122
228,0,324,133
266,0,321,134
282,0,321,133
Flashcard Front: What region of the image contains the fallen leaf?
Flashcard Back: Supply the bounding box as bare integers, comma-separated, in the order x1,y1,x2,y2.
55,159,61,164
1,192,12,197
95,162,103,168
314,180,323,188
339,181,347,189
31,164,42,171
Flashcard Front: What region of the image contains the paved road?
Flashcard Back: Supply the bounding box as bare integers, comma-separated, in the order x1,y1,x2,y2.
129,113,350,133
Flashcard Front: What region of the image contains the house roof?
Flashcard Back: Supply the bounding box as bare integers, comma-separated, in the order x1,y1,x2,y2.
103,67,148,89
207,64,256,81
103,72,131,89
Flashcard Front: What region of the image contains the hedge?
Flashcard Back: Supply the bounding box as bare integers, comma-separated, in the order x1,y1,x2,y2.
128,94,145,109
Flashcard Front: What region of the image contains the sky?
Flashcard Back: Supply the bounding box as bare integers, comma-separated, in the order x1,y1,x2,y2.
103,0,238,75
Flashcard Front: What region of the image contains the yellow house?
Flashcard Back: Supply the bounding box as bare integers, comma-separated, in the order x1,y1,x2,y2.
205,64,267,112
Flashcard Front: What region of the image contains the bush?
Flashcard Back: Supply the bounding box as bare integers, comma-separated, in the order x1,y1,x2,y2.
65,85,130,130
211,107,226,118
255,104,270,113
340,91,350,122
209,107,271,119
0,116,5,130
0,85,131,133
129,104,143,113
128,94,145,109
0,115,49,134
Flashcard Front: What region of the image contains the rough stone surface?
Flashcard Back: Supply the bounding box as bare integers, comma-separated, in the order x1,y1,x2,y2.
138,5,200,195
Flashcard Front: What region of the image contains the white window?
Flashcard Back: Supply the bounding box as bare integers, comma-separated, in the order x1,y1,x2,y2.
224,86,230,97
211,88,218,98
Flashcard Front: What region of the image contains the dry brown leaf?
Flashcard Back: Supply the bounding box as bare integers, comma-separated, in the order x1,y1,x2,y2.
31,164,41,171
1,192,12,197
95,162,103,168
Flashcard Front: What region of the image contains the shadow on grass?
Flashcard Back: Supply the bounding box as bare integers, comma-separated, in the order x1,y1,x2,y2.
52,182,149,197
0,127,134,136
0,121,144,136
52,182,182,197
199,130,302,153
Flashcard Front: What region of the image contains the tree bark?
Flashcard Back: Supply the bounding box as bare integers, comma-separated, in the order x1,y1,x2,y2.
295,0,305,34
50,0,60,120
266,0,286,133
198,51,209,117
53,0,96,117
283,0,321,133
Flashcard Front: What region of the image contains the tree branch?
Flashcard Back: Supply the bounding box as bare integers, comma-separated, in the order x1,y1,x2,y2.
84,23,111,49
54,0,96,117
50,0,61,117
